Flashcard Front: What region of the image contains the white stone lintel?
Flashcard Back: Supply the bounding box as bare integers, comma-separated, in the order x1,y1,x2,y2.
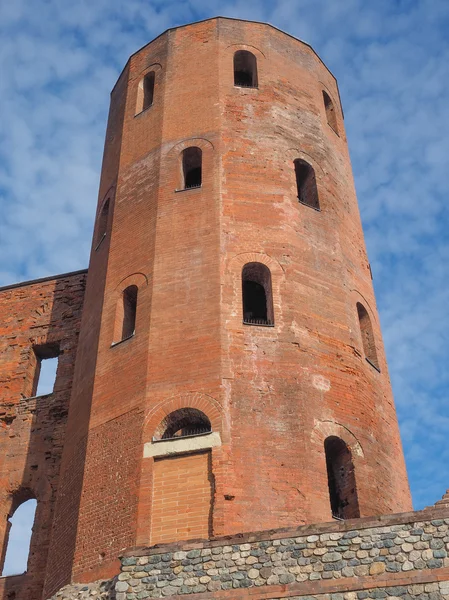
143,432,221,458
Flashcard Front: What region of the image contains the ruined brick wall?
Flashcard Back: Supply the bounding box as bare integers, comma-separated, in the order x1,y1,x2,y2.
0,271,87,600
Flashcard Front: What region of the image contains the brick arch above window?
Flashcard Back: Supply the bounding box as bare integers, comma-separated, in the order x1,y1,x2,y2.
286,148,325,176
225,42,266,59
167,137,214,157
113,272,149,295
142,392,224,444
311,420,365,459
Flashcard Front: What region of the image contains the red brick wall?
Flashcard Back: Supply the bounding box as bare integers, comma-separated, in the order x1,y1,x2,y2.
43,17,412,592
0,271,86,600
151,452,213,545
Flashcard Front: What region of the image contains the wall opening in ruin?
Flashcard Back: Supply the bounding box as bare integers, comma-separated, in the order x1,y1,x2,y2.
324,436,360,520
242,262,274,326
1,492,37,577
32,343,60,397
234,50,258,87
294,159,320,210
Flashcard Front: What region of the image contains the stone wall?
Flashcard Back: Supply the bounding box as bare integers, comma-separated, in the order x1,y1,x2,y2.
46,501,449,599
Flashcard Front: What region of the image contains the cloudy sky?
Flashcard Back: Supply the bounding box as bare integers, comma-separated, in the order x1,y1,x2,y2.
1,0,448,572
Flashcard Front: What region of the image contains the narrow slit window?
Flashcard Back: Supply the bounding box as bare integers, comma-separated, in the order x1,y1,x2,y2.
32,343,60,397
242,262,274,326
324,436,360,520
357,302,379,370
323,90,338,134
122,285,138,340
294,159,320,210
96,199,110,247
182,147,202,189
136,72,155,114
234,50,258,88
1,495,37,577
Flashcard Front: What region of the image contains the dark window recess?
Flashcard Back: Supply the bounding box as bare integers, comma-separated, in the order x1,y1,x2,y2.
136,71,155,114
242,262,274,326
122,285,138,340
96,198,109,246
159,408,212,440
143,72,155,110
356,302,379,370
234,50,258,88
182,147,202,189
294,159,320,210
323,90,338,134
325,436,360,520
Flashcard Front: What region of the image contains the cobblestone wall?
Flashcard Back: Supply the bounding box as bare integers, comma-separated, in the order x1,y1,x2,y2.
115,517,449,597
46,506,449,599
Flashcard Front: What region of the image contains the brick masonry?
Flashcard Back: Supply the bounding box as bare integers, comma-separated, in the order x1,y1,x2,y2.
0,16,425,600
0,271,87,600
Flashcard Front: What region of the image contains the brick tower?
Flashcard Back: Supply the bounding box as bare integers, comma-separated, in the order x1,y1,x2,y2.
33,17,412,598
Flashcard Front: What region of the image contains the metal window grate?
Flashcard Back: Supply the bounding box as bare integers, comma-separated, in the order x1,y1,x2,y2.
243,317,274,326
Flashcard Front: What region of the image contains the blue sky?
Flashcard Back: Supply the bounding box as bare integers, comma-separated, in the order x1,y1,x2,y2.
1,0,449,572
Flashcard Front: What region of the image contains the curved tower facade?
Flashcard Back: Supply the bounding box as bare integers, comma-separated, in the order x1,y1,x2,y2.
43,17,411,594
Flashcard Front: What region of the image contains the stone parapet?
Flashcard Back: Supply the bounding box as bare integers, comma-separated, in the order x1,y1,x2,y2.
114,509,449,598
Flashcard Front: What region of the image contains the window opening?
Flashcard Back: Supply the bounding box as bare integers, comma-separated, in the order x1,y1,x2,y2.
155,408,211,441
96,198,109,248
294,159,320,210
32,343,60,397
182,147,202,189
356,302,379,370
122,286,138,340
242,262,274,326
136,71,155,114
323,90,338,134
234,50,258,88
324,437,360,520
1,495,37,577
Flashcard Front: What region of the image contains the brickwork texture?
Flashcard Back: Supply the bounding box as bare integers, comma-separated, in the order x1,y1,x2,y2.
0,16,421,600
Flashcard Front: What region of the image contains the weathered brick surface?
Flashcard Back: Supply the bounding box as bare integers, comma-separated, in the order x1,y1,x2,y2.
151,452,213,545
0,271,87,600
43,17,412,591
0,17,415,600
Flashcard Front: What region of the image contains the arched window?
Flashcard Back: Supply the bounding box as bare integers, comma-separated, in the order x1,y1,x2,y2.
294,159,320,210
234,50,258,88
324,437,359,520
356,302,379,370
242,263,274,326
96,198,109,248
1,492,37,577
136,71,155,114
182,147,202,189
155,408,212,441
323,90,338,134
